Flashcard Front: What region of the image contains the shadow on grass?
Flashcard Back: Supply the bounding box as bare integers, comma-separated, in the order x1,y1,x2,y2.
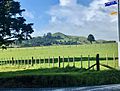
0,66,87,78
0,66,119,88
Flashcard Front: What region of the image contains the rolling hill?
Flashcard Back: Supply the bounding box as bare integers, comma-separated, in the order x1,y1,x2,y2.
14,32,116,47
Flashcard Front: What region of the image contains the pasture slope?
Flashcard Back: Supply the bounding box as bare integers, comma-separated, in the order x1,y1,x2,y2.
0,43,118,59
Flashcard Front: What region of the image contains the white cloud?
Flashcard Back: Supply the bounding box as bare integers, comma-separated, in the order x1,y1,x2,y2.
23,10,35,19
60,0,77,6
43,0,118,41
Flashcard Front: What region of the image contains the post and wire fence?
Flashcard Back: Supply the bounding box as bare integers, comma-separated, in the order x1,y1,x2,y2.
0,54,118,70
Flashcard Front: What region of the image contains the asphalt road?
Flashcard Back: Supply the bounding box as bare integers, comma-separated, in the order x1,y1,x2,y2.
1,84,120,91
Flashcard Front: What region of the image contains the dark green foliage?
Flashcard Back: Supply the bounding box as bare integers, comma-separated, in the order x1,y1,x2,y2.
0,69,120,87
87,34,95,44
0,0,34,46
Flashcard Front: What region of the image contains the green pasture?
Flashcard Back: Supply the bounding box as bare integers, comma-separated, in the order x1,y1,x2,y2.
0,43,118,59
0,43,118,72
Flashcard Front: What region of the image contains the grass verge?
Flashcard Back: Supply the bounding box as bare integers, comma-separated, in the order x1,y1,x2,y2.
0,67,120,88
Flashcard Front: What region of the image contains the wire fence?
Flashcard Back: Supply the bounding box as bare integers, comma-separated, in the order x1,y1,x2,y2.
0,54,118,69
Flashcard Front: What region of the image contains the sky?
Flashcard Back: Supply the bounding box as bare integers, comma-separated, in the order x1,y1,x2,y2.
16,0,118,41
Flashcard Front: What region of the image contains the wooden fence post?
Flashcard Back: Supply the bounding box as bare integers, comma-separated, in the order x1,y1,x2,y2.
6,58,7,65
80,55,83,68
24,59,26,65
52,56,54,67
2,59,4,65
27,58,29,65
58,56,60,68
9,58,12,65
48,56,50,68
32,57,34,66
106,54,108,65
6,58,8,65
12,57,14,65
15,59,17,65
5,58,6,65
3,58,5,65
35,58,37,65
17,59,18,65
96,54,100,71
0,59,2,65
4,58,6,65
8,58,10,65
14,58,16,65
68,56,69,66
34,58,36,65
88,55,90,68
19,58,21,65
115,56,117,68
113,53,116,68
21,58,23,65
63,56,64,68
73,57,75,67
18,58,20,65
13,58,15,65
36,58,38,65
44,57,45,65
5,58,7,65
2,61,3,66
2,58,3,65
40,57,41,64
115,57,117,68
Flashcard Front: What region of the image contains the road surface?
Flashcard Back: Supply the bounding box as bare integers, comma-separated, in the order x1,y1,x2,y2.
1,84,120,91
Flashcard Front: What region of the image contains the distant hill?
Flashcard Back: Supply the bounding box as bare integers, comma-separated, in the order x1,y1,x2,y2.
52,32,88,44
52,32,68,38
14,32,116,47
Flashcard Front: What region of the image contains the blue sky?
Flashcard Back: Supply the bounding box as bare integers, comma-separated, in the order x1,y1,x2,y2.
17,0,118,41
19,0,92,30
19,0,60,30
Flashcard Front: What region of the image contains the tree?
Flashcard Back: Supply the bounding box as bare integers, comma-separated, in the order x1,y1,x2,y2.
46,32,52,38
87,34,95,44
0,0,34,46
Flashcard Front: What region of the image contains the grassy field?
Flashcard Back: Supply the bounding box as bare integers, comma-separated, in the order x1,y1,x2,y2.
0,43,118,59
0,43,118,72
0,43,118,87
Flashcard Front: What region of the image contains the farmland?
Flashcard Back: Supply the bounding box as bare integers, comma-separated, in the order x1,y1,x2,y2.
0,43,118,59
0,43,119,87
0,43,118,72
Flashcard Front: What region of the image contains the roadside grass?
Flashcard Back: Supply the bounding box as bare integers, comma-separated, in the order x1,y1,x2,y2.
0,67,120,87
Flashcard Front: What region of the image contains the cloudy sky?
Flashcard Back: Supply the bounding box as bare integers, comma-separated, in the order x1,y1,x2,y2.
17,0,118,41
